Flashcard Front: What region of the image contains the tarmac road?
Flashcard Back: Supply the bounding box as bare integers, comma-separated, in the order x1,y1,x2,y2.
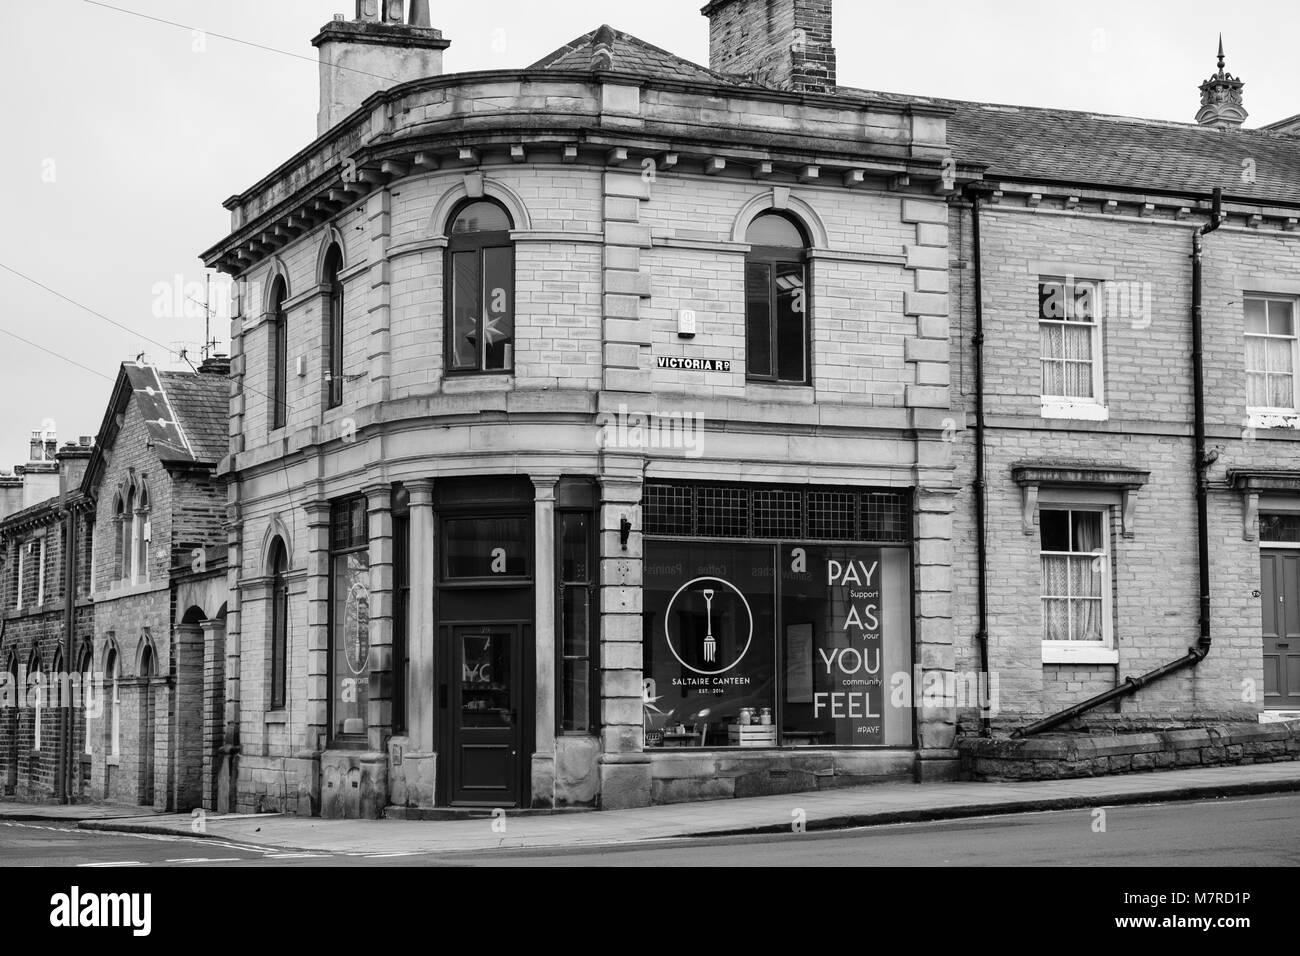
1,792,1296,867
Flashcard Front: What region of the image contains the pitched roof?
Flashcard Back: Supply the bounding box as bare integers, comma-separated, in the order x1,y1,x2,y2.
941,100,1300,205
156,371,228,465
531,25,734,84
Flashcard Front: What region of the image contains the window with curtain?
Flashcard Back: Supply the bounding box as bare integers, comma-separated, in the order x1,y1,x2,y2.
1040,509,1108,643
446,199,515,374
323,244,345,409
270,277,289,429
269,538,289,710
1039,277,1101,401
1245,295,1298,411
745,212,810,385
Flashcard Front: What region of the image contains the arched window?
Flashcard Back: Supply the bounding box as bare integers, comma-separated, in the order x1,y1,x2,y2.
28,649,43,753
446,199,515,373
269,276,289,430
745,211,811,385
323,244,345,409
77,643,94,757
105,647,120,757
122,488,135,585
134,484,150,585
112,495,125,584
268,538,289,710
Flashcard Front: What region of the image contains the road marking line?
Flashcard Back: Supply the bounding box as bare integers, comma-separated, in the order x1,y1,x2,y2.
364,852,419,858
164,857,242,864
77,861,146,867
265,852,330,859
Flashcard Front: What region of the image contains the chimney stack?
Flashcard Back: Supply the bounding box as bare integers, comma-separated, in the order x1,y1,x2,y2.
56,441,93,498
313,0,451,135
702,0,836,94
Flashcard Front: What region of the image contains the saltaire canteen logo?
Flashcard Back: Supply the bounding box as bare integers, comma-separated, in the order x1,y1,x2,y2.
49,886,152,937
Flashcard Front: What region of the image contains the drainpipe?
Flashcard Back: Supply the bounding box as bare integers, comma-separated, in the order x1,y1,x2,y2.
964,183,994,736
57,498,76,804
1013,189,1222,738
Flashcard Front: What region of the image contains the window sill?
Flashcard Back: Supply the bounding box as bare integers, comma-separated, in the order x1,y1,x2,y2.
106,755,121,767
1041,400,1109,422
1042,644,1119,665
745,382,815,405
1246,410,1300,431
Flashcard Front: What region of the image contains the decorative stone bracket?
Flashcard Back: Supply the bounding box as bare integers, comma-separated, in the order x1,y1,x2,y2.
1011,463,1150,538
1228,469,1300,540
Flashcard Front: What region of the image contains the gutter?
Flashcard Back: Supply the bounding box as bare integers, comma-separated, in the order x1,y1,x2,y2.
1014,188,1223,738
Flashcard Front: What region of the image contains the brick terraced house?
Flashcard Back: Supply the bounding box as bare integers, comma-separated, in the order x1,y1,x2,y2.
197,0,1299,814
0,439,95,802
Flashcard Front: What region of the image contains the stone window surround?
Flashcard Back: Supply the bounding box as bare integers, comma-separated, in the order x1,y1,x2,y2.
1014,463,1150,666
1229,470,1300,541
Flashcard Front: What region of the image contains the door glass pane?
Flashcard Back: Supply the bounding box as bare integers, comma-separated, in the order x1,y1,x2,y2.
559,513,589,583
562,587,590,657
562,659,590,733
450,251,481,370
482,246,514,370
461,632,511,727
746,262,772,378
775,262,806,383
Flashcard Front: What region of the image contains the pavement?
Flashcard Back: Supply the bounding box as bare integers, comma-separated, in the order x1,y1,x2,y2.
0,761,1290,857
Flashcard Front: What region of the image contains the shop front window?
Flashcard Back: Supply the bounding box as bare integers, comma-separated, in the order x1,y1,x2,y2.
442,516,530,579
330,497,370,740
642,485,913,750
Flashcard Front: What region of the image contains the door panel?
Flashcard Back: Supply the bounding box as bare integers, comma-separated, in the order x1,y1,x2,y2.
1261,551,1300,709
446,624,521,806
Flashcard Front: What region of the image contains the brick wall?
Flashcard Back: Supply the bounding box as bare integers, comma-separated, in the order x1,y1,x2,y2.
951,199,1299,731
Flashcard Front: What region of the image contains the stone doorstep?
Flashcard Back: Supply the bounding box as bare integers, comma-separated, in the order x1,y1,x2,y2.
385,806,593,821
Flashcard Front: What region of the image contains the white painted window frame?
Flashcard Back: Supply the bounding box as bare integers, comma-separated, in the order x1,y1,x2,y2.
1244,292,1300,428
1038,499,1119,665
1038,274,1108,421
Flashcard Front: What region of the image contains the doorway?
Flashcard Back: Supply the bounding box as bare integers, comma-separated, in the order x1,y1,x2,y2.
442,623,525,806
1261,549,1300,710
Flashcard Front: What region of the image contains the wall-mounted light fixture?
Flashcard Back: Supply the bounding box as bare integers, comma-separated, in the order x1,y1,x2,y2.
620,517,632,550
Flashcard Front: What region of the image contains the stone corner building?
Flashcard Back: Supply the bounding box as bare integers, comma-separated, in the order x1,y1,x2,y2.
201,0,1300,814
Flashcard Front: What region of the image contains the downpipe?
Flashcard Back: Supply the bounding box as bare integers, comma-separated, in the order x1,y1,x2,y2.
1014,189,1222,739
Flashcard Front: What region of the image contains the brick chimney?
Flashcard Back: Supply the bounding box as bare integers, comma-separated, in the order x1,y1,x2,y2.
702,0,836,94
313,0,450,135
198,354,232,376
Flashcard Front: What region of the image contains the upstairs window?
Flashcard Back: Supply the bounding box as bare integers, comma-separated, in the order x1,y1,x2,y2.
1245,295,1298,412
15,542,25,609
134,485,150,585
446,200,515,374
1039,276,1103,404
269,277,289,430
36,537,46,605
323,244,345,409
745,212,810,385
112,495,125,584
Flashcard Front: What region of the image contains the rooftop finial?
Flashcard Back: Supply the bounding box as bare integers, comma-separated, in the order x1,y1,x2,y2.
1197,34,1247,129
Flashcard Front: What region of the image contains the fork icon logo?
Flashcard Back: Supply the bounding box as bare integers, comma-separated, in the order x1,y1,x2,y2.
663,577,754,677
702,589,717,663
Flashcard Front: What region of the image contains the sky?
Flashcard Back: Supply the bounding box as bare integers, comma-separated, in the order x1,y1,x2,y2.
0,0,1294,467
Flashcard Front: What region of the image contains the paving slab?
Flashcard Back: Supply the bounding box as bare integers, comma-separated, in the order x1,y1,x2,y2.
0,803,161,822
73,761,1300,856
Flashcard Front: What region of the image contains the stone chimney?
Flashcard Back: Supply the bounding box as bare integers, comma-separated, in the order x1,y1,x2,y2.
313,0,451,135
55,441,93,498
702,0,836,94
28,429,56,464
1197,36,1247,129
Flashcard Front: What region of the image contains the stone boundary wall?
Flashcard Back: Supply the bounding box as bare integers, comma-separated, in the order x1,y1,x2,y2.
960,721,1300,781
